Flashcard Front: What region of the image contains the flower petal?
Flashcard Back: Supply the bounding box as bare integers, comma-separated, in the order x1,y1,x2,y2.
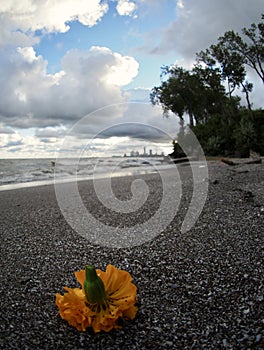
102,265,133,294
122,305,138,320
74,269,85,287
56,287,93,332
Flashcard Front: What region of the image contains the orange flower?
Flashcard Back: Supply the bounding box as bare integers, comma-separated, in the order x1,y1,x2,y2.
56,264,138,333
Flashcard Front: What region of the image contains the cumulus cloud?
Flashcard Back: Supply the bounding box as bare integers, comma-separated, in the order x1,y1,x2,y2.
116,0,137,16
0,0,108,36
35,126,66,138
125,87,151,102
2,140,24,148
0,130,65,157
0,45,139,128
87,46,139,86
0,126,15,134
177,0,184,9
0,130,23,149
0,21,39,48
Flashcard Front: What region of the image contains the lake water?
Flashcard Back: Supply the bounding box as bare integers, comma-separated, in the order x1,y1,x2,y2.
0,157,174,191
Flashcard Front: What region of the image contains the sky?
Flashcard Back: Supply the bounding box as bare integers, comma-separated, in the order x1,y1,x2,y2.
0,0,263,158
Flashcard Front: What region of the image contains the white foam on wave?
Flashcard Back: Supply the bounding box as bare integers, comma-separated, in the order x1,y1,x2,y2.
0,157,175,191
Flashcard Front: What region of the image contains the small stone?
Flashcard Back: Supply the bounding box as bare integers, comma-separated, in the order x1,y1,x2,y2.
256,334,262,343
212,179,219,185
165,341,174,346
243,308,250,315
223,339,228,347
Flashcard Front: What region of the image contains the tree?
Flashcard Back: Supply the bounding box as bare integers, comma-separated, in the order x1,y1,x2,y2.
241,81,253,119
192,64,227,121
150,15,264,157
219,15,263,84
150,65,226,126
241,14,264,83
196,14,264,118
150,66,185,121
197,14,264,86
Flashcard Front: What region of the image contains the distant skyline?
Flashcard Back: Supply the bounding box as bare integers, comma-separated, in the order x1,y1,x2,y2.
124,145,165,157
0,0,263,158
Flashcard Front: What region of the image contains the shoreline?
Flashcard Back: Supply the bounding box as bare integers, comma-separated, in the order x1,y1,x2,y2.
1,161,263,349
0,157,261,192
0,163,179,192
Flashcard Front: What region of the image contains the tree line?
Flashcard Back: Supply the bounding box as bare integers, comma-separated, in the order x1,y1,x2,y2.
150,14,264,157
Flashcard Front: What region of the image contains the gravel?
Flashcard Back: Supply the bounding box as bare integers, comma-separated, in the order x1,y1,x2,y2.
0,161,263,349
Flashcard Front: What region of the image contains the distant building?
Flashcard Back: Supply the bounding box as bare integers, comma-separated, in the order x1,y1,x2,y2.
126,148,165,158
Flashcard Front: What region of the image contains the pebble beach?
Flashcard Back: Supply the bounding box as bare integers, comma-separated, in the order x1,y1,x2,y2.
0,160,263,349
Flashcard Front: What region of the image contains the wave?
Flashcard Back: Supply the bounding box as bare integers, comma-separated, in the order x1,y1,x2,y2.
0,157,173,189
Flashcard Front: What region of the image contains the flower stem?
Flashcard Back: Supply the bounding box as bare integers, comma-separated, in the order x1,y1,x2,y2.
84,265,107,305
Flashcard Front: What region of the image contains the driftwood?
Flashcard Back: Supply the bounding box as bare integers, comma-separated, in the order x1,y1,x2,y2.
221,158,236,166
221,158,262,166
169,156,198,164
171,157,190,164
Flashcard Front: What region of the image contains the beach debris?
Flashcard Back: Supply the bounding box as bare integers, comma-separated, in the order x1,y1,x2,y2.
169,156,198,164
56,264,138,333
221,157,262,166
221,158,236,166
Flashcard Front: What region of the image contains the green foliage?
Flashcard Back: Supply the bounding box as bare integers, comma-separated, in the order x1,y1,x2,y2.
205,136,223,156
197,36,247,97
150,64,227,126
192,109,264,157
192,113,236,156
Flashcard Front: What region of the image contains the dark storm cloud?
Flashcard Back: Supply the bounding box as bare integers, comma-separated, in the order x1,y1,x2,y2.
99,123,171,142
